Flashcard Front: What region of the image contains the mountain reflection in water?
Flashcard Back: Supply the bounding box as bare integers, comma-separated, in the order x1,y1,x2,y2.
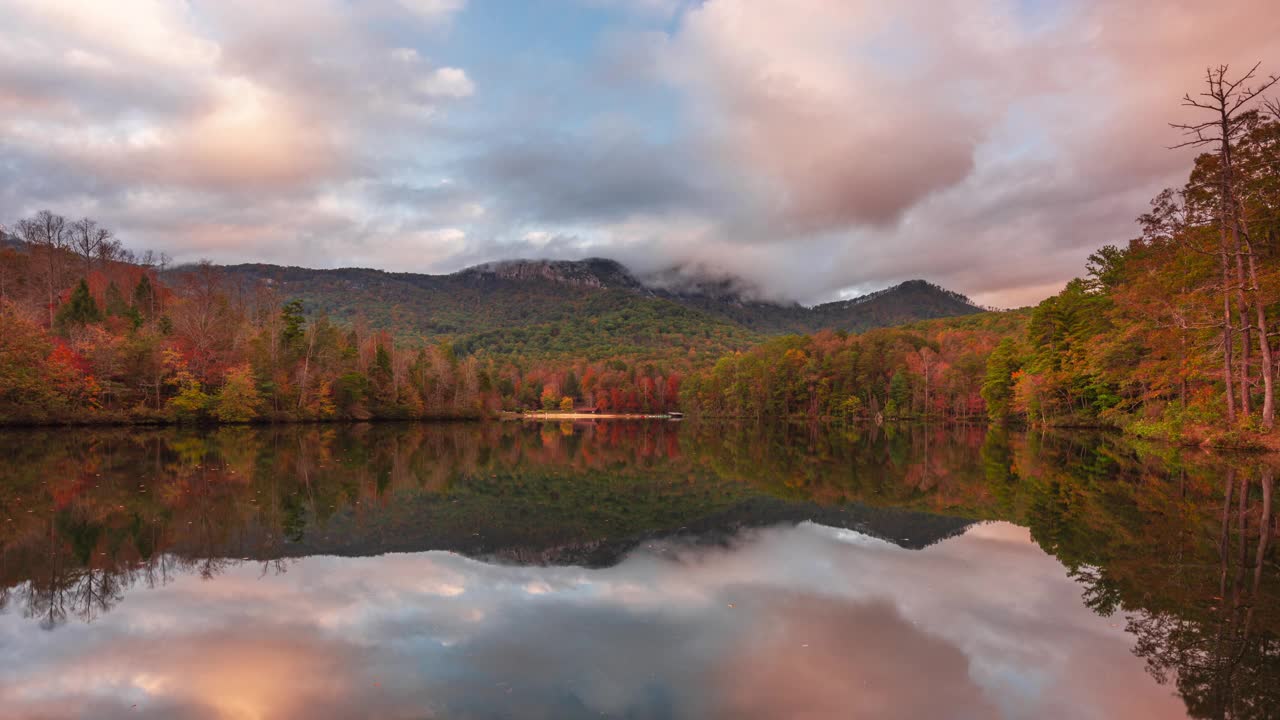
0,421,1275,719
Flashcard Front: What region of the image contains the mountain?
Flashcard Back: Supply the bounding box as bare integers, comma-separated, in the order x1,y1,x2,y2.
210,258,984,359
214,260,759,362
226,495,975,568
808,279,985,331
654,276,982,334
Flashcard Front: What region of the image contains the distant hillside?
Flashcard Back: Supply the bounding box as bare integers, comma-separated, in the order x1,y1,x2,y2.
664,277,983,334
209,258,984,359
807,279,985,332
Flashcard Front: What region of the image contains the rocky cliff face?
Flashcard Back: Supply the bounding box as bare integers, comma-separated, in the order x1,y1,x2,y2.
458,258,647,291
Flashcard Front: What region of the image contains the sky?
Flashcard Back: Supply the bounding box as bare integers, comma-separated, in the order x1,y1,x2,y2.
0,0,1278,307
0,522,1187,718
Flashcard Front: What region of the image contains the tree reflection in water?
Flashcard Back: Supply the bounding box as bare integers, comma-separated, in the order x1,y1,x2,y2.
0,421,1275,717
1123,468,1278,719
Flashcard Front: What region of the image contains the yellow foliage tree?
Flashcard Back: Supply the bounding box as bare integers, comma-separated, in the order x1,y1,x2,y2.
213,364,262,422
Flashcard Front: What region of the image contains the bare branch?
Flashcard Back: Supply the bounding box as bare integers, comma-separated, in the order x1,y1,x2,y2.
1263,96,1280,120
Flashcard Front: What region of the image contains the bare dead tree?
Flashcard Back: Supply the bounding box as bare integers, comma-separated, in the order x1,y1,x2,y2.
97,235,128,266
68,217,114,277
1170,63,1280,428
16,210,70,327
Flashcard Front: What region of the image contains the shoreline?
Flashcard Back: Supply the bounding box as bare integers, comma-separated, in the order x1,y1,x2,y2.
503,412,678,420
0,413,486,430
2,413,1274,454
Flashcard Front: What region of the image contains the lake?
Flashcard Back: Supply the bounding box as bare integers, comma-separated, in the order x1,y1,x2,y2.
0,421,1275,719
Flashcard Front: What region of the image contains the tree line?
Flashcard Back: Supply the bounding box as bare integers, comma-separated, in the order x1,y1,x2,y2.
981,65,1280,445
0,219,682,424
678,312,1025,421
684,64,1280,446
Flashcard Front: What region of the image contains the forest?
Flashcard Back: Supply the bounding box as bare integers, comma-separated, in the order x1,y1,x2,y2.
684,66,1280,447
1,65,1278,446
0,239,687,423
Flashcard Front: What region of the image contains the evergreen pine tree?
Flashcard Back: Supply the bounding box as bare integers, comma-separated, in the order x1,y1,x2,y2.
55,279,101,331
132,275,155,319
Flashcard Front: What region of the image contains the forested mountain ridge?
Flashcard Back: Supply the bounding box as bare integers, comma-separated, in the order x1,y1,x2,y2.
212,258,984,348
0,227,991,424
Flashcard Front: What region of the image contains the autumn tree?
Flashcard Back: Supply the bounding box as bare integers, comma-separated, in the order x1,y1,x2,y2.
169,262,238,384
0,302,58,417
1171,63,1279,428
982,339,1022,423
162,348,209,421
213,365,262,422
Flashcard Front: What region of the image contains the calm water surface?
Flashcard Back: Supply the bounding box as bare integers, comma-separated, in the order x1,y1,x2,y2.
0,421,1275,719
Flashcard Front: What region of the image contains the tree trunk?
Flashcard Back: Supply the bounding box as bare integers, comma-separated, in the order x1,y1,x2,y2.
1233,223,1251,417
297,333,314,412
1222,249,1236,424
1246,242,1275,429
1218,107,1240,424
1235,203,1275,429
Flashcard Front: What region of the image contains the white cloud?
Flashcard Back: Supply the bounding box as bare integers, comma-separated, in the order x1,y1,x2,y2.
397,0,466,22
417,67,476,98
0,0,478,269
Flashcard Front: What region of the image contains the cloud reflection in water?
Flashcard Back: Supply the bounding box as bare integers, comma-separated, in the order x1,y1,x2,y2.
0,521,1185,719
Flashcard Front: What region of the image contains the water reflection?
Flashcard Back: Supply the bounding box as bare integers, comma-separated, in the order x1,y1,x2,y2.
0,421,1276,719
0,522,1183,719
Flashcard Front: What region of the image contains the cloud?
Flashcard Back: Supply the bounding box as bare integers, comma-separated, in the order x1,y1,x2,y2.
417,66,476,98
1,0,1278,305
653,0,1280,304
453,0,1279,305
0,0,475,265
668,1,992,230
397,0,466,22
461,123,721,224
